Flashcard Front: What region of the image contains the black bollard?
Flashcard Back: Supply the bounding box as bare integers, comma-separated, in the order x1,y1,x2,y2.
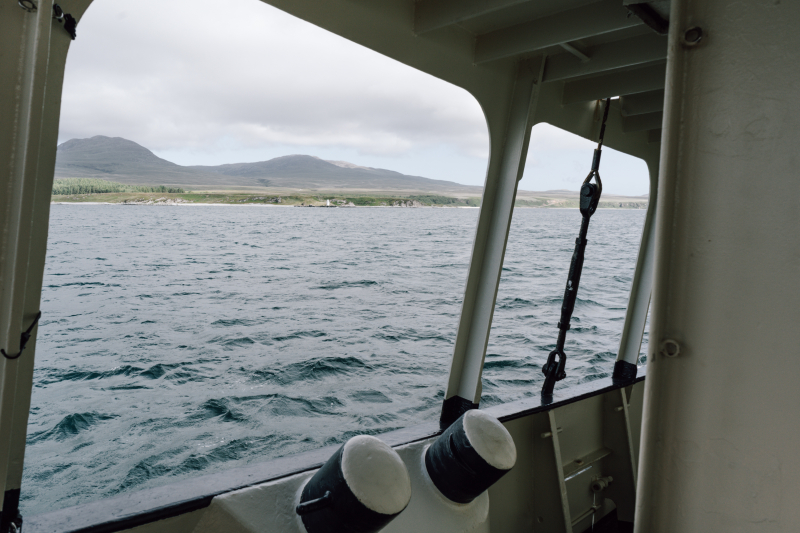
297,435,411,533
425,410,516,504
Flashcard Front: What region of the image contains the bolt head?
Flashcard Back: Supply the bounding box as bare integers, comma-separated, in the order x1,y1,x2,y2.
684,27,703,45
660,339,681,358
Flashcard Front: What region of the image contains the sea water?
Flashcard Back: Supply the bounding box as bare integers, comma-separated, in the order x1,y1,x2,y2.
22,205,647,514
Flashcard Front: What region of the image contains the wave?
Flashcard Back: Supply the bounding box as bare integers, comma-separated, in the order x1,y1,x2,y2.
36,365,144,385
497,297,536,309
315,280,378,290
483,359,538,370
271,330,327,342
217,336,256,348
195,398,247,422
115,434,294,492
45,281,108,288
210,318,261,327
248,356,371,386
264,395,345,417
139,362,191,379
36,362,199,385
192,393,346,421
349,389,392,403
28,412,118,443
24,206,649,515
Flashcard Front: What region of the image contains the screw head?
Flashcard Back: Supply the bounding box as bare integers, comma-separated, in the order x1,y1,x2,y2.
684,27,703,45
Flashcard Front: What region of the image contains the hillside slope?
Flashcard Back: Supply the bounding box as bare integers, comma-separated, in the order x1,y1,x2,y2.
55,136,239,187
55,136,482,193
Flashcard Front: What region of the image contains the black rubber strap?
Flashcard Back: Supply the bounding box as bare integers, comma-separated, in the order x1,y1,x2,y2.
2,311,42,360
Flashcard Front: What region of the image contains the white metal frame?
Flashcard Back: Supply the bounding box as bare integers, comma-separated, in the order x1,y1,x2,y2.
0,0,666,525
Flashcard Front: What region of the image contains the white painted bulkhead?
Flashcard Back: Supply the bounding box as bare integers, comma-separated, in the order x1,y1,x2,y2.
103,380,644,533
636,0,800,531
191,439,491,533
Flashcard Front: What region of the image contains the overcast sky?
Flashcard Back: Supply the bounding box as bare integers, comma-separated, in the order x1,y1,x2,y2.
59,0,650,195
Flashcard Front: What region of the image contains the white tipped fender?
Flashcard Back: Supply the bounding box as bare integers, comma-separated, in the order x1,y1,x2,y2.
297,435,411,533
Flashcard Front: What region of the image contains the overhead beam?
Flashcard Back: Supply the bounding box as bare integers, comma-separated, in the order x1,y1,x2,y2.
474,0,639,64
621,89,665,116
559,42,590,62
625,3,669,35
622,111,663,132
415,0,530,34
562,62,666,104
543,33,667,82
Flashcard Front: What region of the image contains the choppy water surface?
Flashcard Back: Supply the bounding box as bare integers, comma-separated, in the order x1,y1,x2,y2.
24,205,647,514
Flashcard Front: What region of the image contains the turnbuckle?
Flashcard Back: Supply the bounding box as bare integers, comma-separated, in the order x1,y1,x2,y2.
539,98,610,397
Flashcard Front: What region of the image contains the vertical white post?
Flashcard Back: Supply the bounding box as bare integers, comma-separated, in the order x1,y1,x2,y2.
440,59,543,427
613,157,658,382
0,0,55,527
636,0,800,530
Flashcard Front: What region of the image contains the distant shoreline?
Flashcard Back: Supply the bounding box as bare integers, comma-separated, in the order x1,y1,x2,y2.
50,202,483,208
51,192,647,210
50,178,647,209
50,202,649,211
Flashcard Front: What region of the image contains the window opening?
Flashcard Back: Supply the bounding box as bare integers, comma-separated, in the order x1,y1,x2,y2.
484,123,651,406
27,0,490,515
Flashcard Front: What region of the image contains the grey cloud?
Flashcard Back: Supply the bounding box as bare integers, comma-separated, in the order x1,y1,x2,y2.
59,0,488,158
57,0,649,194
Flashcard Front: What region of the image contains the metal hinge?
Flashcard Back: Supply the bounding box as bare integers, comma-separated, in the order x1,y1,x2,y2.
18,0,36,12
17,1,77,40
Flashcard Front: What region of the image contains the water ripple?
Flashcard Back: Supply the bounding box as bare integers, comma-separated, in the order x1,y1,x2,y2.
25,205,648,515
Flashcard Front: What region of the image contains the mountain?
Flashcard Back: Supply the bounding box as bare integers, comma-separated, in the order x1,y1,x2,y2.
54,136,233,186
55,136,482,194
57,136,176,173
185,154,476,191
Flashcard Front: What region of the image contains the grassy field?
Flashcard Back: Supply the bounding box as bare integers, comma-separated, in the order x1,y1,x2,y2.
51,191,648,208
51,179,648,208
515,198,648,209
50,192,483,207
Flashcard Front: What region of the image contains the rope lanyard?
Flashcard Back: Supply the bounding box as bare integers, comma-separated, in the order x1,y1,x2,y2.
541,98,611,397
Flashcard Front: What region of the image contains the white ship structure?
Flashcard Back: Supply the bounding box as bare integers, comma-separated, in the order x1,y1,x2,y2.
1,0,798,532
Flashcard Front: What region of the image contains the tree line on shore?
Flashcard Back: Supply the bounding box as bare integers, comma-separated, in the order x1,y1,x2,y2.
53,178,184,195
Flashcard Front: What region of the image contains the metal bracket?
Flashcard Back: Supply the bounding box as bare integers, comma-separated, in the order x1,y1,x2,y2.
52,4,77,40
296,490,332,516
